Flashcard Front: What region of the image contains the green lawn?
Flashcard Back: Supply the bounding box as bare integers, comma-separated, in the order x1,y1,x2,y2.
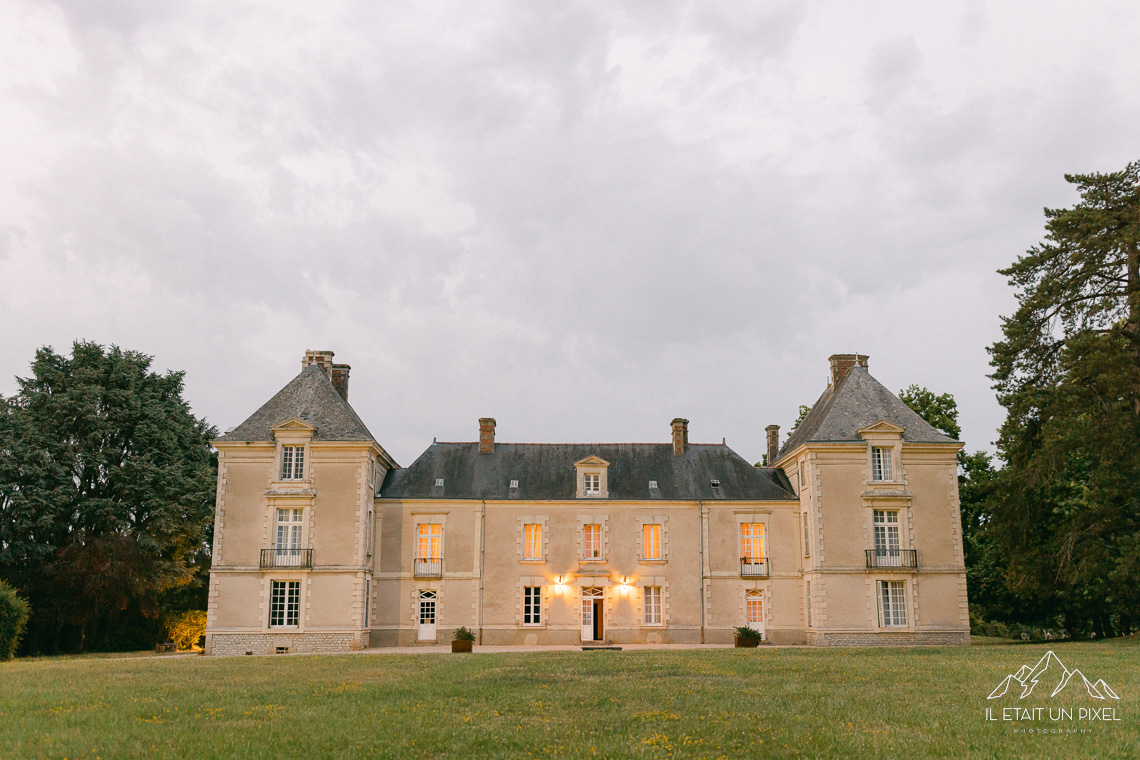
2,639,1137,759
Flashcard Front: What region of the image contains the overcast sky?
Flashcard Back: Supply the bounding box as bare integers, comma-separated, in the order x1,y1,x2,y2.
2,1,1138,466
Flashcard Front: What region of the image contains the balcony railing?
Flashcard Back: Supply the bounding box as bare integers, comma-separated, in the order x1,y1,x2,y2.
414,557,443,578
740,557,769,578
260,548,312,569
865,549,917,569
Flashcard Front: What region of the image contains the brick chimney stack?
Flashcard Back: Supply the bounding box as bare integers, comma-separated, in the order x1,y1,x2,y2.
765,424,780,466
301,350,350,400
828,353,869,388
479,418,496,454
671,418,689,456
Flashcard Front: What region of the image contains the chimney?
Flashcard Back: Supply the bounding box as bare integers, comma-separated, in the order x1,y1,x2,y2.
765,424,780,466
478,418,496,454
302,349,335,374
329,363,350,401
671,418,689,456
828,353,869,388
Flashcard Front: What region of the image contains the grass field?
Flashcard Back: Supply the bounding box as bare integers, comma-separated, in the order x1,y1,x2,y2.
2,639,1137,759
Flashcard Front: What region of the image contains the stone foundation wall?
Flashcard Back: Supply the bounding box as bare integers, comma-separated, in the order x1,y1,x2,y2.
208,632,362,656
817,631,969,647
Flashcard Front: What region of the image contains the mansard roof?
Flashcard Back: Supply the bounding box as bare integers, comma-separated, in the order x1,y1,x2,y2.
379,442,796,501
220,364,375,443
777,365,958,459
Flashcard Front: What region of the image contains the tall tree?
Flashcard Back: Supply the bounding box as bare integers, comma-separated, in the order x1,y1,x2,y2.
0,343,217,653
988,162,1140,638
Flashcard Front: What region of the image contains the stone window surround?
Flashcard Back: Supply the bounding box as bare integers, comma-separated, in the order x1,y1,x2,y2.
862,502,914,557
412,513,447,574
517,514,550,563
516,575,553,628
637,514,669,563
870,575,916,632
636,576,670,628
270,421,316,487
260,573,309,633
410,582,442,637
858,422,906,487
734,512,770,561
740,582,771,627
574,455,611,498
577,514,610,562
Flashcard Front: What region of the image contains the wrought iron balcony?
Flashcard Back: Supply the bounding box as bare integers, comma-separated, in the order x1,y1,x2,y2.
260,548,312,569
865,549,917,569
740,557,769,578
414,557,443,578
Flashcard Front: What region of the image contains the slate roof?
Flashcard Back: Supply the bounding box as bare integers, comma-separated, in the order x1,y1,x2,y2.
379,442,796,501
777,366,959,459
220,364,376,443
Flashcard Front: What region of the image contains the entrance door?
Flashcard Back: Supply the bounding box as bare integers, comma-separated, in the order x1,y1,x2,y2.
581,587,604,642
418,590,437,641
745,590,765,638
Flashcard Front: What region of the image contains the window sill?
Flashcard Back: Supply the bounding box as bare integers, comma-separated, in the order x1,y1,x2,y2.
519,559,546,564
641,624,666,629
639,559,667,564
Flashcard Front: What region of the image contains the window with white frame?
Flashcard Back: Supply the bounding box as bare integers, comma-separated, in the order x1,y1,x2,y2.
644,586,662,625
583,524,602,559
280,445,305,480
523,523,542,560
269,580,300,627
746,590,763,625
523,586,542,625
740,523,765,560
871,446,894,482
878,580,908,626
642,524,662,560
275,508,304,565
873,510,901,560
417,524,442,559
584,473,600,496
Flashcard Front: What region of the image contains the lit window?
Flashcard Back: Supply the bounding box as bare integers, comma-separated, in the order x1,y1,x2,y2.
644,586,662,625
872,447,894,481
584,473,600,496
643,524,662,560
878,580,907,626
523,523,542,560
583,524,602,559
280,445,305,480
746,590,763,625
740,523,765,561
416,524,442,559
269,580,300,627
523,586,542,625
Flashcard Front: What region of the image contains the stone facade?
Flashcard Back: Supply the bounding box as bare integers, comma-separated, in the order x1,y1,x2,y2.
204,351,971,655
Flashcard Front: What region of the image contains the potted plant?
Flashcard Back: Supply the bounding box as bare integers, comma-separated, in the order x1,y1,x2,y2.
452,626,476,653
734,626,763,648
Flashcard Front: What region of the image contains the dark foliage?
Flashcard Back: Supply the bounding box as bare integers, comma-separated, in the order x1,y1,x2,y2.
0,579,31,660
0,342,217,654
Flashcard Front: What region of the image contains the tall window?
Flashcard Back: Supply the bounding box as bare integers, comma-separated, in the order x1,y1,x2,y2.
644,586,662,625
417,524,442,559
275,508,304,566
583,524,602,559
740,523,765,560
642,524,662,560
280,445,305,480
871,447,893,481
269,580,300,627
523,587,542,625
523,524,542,560
802,512,811,557
746,590,763,625
584,473,600,496
873,510,901,560
806,580,813,627
878,580,908,626
363,579,371,628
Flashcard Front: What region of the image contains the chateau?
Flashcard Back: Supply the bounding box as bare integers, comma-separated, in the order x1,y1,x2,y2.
203,351,970,655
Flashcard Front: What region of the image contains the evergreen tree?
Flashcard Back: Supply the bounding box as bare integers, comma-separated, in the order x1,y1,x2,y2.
0,342,216,653
988,162,1140,638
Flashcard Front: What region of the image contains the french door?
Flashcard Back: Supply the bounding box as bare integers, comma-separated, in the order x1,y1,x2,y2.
418,590,437,641
581,587,604,642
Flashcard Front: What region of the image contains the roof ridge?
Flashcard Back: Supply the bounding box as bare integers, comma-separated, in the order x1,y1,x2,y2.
430,441,727,447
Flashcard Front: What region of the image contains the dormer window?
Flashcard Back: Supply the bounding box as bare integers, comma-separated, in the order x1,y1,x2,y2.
434,478,445,487
648,480,658,489
871,447,894,482
510,479,519,489
710,479,721,489
280,445,305,480
584,473,600,495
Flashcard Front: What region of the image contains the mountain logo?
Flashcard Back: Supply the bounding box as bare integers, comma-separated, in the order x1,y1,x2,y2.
987,651,1120,701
